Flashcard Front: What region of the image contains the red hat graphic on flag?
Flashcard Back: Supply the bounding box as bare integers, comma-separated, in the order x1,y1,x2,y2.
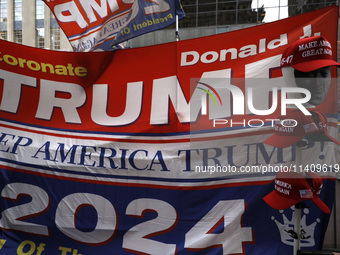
263,110,340,148
263,171,330,214
306,110,340,145
263,110,319,148
280,35,340,72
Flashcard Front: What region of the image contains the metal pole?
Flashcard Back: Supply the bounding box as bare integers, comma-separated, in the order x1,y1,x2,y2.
293,141,307,255
257,0,259,23
293,205,302,255
215,0,217,26
335,179,338,248
296,145,302,173
196,0,198,27
175,14,179,41
296,140,307,176
236,0,238,24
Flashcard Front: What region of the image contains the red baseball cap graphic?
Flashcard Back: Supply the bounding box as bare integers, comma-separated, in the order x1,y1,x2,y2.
263,110,319,148
263,171,330,214
306,110,340,145
280,35,340,72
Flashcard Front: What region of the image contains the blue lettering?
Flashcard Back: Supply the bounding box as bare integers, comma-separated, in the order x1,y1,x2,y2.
78,146,96,167
201,148,222,168
148,150,169,171
129,150,148,170
0,133,15,153
32,141,51,160
11,136,32,154
98,147,118,169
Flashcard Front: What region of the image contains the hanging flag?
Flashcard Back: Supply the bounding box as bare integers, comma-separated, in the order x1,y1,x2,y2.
0,5,338,255
43,0,185,52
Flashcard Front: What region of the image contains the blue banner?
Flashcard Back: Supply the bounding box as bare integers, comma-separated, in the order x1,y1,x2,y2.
0,168,335,254
44,0,185,52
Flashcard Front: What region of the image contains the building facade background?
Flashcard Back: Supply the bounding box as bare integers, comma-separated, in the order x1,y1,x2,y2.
0,0,339,251
0,0,338,50
0,0,70,50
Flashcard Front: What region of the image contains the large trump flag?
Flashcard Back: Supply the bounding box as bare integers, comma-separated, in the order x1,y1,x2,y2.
0,5,338,255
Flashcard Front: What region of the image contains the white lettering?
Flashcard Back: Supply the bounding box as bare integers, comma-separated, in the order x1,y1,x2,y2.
0,56,313,127
91,82,143,126
0,70,37,113
219,48,238,61
180,34,288,67
54,2,88,29
247,87,278,115
281,87,311,115
239,45,257,58
281,119,297,127
36,80,86,124
180,51,199,66
267,34,288,49
79,0,119,23
201,51,219,64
